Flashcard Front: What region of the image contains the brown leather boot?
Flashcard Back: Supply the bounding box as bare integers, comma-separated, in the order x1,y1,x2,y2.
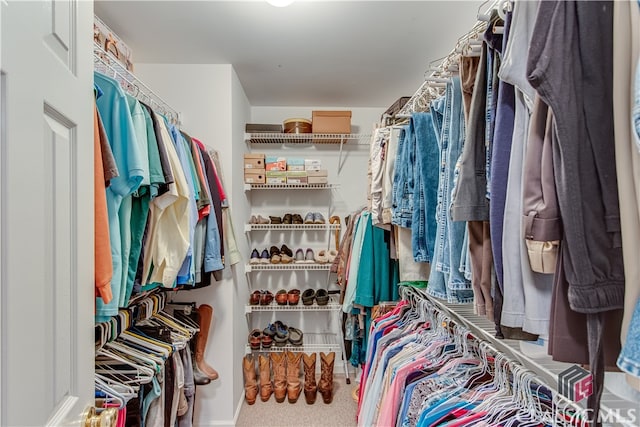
318,352,335,404
258,354,273,402
303,353,317,404
271,352,287,403
242,355,258,405
286,351,302,403
195,304,219,380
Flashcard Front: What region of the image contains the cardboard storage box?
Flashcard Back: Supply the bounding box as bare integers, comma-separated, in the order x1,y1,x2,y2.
308,176,328,185
307,169,328,177
266,156,287,171
312,111,352,134
244,153,265,169
244,169,266,184
245,158,264,169
304,159,323,171
286,171,308,185
266,171,287,184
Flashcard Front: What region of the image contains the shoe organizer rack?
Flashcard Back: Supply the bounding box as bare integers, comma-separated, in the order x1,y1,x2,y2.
243,132,371,385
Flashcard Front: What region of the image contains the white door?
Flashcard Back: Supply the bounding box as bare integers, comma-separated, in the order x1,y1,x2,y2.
1,1,95,426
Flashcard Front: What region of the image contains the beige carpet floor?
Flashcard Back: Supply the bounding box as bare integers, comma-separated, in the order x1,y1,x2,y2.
236,375,358,427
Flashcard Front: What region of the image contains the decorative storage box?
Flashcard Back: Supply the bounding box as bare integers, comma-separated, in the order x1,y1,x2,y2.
266,171,287,184
266,156,287,171
244,153,265,169
312,111,352,134
244,169,266,184
287,158,305,171
286,171,308,185
283,118,312,134
245,123,283,133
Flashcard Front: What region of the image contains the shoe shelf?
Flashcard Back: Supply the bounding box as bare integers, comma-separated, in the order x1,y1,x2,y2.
244,121,351,384
245,132,371,145
244,332,343,355
245,263,332,273
244,223,341,232
245,300,341,314
244,183,339,191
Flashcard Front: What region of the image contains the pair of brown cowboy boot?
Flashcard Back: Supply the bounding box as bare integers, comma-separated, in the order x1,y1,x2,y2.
243,351,307,404
302,352,335,404
242,351,335,404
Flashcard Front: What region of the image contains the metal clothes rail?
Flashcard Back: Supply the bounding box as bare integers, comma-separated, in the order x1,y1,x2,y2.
399,286,637,427
93,42,181,126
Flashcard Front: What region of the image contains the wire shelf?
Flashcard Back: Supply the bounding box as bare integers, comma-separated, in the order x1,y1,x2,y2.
245,133,371,145
244,183,338,191
245,300,341,313
246,263,333,272
244,332,342,354
245,223,341,232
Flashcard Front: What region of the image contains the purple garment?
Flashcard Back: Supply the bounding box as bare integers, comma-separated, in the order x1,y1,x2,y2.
488,10,514,336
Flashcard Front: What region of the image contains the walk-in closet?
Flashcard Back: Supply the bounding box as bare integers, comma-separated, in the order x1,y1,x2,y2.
1,0,640,426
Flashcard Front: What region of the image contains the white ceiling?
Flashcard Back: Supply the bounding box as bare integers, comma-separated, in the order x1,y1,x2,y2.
95,0,484,108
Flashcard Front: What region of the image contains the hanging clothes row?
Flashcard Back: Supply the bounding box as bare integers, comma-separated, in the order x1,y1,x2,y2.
93,48,241,322
331,205,402,368
362,0,640,422
356,286,585,427
95,298,201,427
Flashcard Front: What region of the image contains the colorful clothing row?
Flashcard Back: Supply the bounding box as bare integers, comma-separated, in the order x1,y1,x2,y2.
94,71,232,321
357,296,568,427
368,0,640,416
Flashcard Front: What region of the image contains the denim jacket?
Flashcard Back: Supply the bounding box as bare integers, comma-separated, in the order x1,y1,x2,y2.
391,126,414,228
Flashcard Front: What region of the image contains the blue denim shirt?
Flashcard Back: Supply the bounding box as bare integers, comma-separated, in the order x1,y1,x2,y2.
411,112,439,263
392,126,415,228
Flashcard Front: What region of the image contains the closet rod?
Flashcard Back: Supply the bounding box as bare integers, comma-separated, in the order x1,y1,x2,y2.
413,288,586,415
399,286,586,420
395,0,503,118
94,43,181,126
95,291,167,350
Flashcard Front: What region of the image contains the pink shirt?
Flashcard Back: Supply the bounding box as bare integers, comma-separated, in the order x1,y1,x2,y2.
376,357,430,427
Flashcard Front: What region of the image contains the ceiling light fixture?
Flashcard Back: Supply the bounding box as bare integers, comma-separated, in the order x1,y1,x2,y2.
266,0,295,7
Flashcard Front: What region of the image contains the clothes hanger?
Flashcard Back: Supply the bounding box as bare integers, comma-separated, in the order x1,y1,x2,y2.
104,340,162,372
472,360,526,425
119,330,172,356
476,0,495,21
95,350,154,386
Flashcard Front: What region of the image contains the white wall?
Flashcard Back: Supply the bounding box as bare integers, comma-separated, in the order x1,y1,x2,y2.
230,68,252,421
135,63,246,426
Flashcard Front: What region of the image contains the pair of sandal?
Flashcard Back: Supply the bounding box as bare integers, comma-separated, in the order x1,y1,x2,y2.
249,290,274,305
301,288,330,306
270,245,293,263
275,289,301,305
249,215,270,224
263,321,303,346
314,249,338,264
